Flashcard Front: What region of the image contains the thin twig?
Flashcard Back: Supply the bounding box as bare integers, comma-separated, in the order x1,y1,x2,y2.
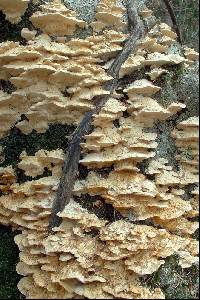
48,0,143,233
163,0,182,44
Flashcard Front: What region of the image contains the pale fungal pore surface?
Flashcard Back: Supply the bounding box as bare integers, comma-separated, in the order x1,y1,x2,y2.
90,0,126,33
30,0,87,36
0,0,199,299
0,0,30,24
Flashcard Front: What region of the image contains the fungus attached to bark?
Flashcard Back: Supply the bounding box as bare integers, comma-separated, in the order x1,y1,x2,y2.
21,28,37,41
0,0,199,299
0,32,113,136
119,54,145,78
172,117,199,185
145,52,187,66
124,79,161,95
184,47,199,61
18,149,64,177
139,8,153,18
0,0,30,24
30,0,87,36
90,0,126,33
159,23,177,39
146,68,168,80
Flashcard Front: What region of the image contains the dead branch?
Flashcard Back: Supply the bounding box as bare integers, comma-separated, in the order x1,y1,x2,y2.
48,0,144,233
163,0,182,44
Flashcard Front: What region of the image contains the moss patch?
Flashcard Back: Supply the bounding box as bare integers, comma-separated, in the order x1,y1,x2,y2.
0,226,21,300
154,64,184,108
142,255,199,299
154,62,199,124
0,80,16,94
64,0,100,22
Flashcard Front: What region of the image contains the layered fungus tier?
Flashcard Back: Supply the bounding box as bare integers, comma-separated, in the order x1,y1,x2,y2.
0,0,199,299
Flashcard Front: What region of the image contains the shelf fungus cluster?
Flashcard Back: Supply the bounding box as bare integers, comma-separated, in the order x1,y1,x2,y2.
30,0,87,36
0,35,122,136
0,157,199,298
0,0,199,299
0,0,30,24
90,0,126,33
0,4,130,137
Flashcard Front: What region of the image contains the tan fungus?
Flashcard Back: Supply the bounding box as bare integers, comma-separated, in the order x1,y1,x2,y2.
21,28,37,41
90,0,126,33
0,0,29,24
30,0,87,36
0,2,199,299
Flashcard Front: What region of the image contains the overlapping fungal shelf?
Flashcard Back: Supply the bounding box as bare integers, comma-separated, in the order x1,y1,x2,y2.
0,0,199,299
30,0,87,36
0,31,125,136
90,0,126,32
0,0,30,24
0,6,130,137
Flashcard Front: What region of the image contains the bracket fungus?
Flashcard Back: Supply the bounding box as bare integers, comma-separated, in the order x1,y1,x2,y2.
30,0,87,36
21,28,37,41
0,0,30,24
172,117,199,185
90,0,126,33
18,149,65,178
0,0,199,299
184,47,199,62
124,79,161,95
